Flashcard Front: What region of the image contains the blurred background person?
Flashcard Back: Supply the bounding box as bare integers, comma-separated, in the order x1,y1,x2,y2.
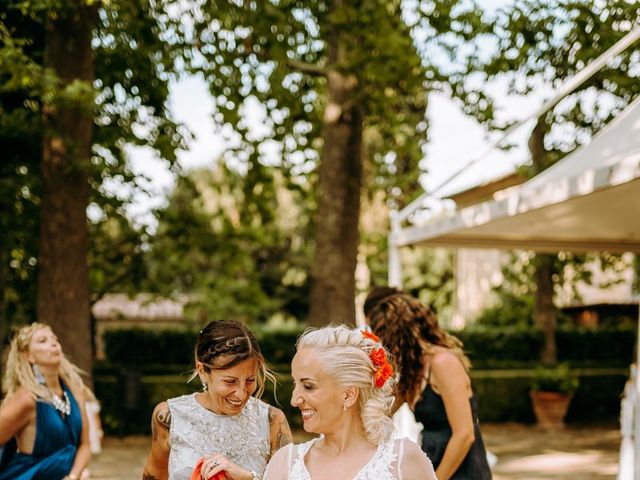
264,325,436,479
0,323,91,480
365,287,492,480
143,319,293,480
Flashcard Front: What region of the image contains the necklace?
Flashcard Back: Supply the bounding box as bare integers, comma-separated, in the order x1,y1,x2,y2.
51,390,71,416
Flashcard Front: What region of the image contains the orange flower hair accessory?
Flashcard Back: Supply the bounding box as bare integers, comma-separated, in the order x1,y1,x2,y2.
369,347,394,388
361,330,380,343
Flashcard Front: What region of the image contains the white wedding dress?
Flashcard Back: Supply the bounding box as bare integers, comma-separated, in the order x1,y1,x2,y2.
264,437,434,480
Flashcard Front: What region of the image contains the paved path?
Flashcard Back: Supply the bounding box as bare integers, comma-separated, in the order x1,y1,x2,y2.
88,423,620,479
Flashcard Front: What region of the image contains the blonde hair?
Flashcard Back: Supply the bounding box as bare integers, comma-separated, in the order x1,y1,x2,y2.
2,323,85,402
296,325,396,445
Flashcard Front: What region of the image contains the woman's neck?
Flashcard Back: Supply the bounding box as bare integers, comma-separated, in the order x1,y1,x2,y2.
320,416,373,455
38,364,63,394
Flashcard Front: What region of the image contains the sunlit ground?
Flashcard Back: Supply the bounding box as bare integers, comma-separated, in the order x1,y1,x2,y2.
88,424,620,479
485,423,619,480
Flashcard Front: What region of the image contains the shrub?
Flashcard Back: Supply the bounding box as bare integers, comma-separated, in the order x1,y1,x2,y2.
531,363,579,394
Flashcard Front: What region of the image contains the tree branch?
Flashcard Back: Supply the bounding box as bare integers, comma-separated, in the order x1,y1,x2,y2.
286,60,327,77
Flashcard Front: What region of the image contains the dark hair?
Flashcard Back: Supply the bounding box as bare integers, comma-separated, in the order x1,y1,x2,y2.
191,319,274,398
364,287,469,406
363,286,399,317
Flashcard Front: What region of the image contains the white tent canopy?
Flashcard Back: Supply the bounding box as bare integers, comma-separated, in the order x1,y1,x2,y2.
393,96,640,254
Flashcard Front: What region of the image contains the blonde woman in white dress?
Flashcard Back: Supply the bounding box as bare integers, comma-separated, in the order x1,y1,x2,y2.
264,325,436,480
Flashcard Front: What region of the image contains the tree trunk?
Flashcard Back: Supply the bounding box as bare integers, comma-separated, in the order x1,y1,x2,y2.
38,2,95,377
308,2,364,327
529,117,557,364
308,66,363,327
0,241,7,364
534,254,557,364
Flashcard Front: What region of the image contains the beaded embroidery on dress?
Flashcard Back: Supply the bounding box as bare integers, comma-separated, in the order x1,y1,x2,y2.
287,438,399,480
167,394,270,480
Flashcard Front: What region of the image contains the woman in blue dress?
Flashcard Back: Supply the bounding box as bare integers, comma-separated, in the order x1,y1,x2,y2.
0,322,91,480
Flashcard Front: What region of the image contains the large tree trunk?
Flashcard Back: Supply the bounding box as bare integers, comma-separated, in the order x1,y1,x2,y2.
308,67,363,327
38,2,95,376
529,117,557,364
308,0,364,327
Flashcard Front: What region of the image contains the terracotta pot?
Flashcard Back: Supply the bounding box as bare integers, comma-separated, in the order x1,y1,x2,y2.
530,390,572,430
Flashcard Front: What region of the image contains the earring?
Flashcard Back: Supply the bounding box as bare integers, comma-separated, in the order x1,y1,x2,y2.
201,379,208,392
32,364,45,385
343,403,348,412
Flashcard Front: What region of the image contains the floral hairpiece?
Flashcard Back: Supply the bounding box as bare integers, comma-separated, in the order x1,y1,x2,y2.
361,330,394,388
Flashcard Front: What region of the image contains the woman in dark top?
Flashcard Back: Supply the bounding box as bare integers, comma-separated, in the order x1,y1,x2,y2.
364,287,491,480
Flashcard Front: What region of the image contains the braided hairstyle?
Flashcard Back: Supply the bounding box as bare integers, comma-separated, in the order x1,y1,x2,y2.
364,287,469,407
188,319,274,398
296,325,396,445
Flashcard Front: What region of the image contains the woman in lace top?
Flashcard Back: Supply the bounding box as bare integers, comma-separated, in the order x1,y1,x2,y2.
143,319,293,480
264,325,436,480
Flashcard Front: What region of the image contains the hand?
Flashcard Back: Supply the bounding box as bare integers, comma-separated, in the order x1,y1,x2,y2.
200,453,250,480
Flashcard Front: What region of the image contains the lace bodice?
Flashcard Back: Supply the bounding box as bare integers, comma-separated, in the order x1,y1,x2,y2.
167,394,270,480
269,438,419,480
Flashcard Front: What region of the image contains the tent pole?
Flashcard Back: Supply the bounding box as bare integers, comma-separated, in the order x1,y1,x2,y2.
635,305,640,477
388,210,403,288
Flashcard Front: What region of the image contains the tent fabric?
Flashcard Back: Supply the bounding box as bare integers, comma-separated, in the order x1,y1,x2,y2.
394,96,640,253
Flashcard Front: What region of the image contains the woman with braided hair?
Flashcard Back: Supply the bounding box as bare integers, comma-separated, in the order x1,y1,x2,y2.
143,319,293,480
264,325,436,480
364,287,492,480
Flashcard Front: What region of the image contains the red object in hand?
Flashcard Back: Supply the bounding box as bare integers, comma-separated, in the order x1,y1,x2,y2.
191,458,227,480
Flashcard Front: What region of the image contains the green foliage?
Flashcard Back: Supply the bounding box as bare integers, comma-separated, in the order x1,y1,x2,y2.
556,326,636,365
531,363,579,394
145,166,313,323
103,328,197,366
475,251,632,329
458,326,544,364
474,293,534,328
102,324,634,370
0,0,187,337
401,247,455,324
93,363,626,434
451,1,639,355
472,369,626,423
103,323,306,367
455,0,640,140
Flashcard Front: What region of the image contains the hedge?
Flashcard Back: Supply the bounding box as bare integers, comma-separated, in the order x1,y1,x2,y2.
97,324,634,434
95,366,627,435
103,325,636,367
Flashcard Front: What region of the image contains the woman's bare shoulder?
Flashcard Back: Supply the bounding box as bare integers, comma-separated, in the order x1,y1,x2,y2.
430,348,466,371
397,438,437,479
2,387,36,412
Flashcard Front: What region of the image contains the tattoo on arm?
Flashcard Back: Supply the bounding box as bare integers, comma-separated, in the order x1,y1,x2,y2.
142,472,158,480
156,407,171,432
269,407,293,452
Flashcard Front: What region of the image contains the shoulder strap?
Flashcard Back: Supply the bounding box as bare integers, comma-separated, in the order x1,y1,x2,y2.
286,442,294,470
